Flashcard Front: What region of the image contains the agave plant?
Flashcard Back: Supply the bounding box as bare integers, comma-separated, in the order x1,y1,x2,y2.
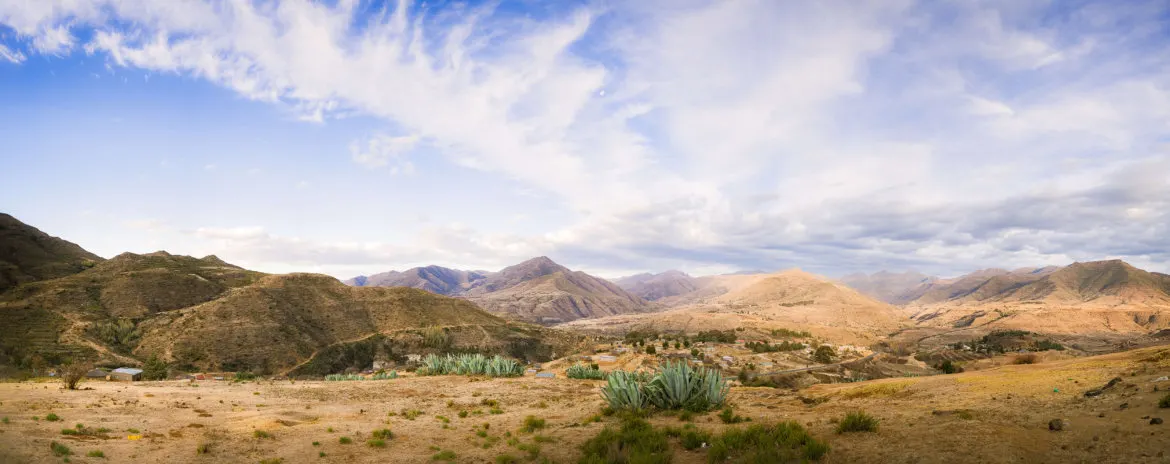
600,370,650,410
567,363,607,380
420,354,523,377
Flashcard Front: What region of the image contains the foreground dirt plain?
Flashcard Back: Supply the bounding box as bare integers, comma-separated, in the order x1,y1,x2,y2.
2,346,1169,464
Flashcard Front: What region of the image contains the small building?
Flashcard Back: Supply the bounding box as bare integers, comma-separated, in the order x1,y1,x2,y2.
109,368,143,382
85,368,109,379
596,355,618,363
535,372,556,379
525,369,538,375
721,356,734,363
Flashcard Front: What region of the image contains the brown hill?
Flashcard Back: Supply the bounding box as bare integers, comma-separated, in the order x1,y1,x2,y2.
0,213,103,292
613,270,699,301
908,260,1170,336
563,269,908,344
910,266,1060,304
1,250,570,374
346,265,489,294
349,257,652,325
462,257,652,324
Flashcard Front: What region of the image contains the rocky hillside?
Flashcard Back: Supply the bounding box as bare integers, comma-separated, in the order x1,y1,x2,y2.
348,257,652,324
613,270,699,301
0,213,103,292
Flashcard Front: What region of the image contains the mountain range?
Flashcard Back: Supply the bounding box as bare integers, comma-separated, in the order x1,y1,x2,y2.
346,257,652,324
0,214,573,375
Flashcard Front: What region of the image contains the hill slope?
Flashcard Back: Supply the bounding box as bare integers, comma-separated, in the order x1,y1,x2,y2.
0,213,103,292
613,270,699,301
346,265,489,294
838,270,937,304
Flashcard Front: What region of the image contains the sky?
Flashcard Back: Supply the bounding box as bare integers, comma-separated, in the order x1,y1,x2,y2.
1,0,1168,280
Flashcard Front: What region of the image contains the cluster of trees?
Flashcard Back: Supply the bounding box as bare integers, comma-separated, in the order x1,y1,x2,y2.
745,340,805,353
693,330,737,343
769,328,811,338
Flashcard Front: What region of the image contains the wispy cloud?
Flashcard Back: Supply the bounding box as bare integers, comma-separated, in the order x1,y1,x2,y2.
1,0,1168,278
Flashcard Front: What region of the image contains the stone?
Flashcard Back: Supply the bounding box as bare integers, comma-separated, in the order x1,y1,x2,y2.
1119,402,1129,410
1048,419,1066,431
1151,418,1164,425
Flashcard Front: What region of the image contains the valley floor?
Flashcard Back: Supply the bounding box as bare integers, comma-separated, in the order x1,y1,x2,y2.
2,345,1169,463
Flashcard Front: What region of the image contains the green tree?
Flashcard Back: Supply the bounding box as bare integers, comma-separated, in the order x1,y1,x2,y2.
142,355,169,380
813,346,836,364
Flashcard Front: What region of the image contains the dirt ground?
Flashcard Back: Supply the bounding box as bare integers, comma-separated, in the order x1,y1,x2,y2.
2,346,1169,464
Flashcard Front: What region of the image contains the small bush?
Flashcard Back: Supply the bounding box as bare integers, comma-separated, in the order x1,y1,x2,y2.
578,417,670,464
312,441,320,446
372,428,394,439
678,411,694,422
1,417,8,424
522,416,546,433
60,362,89,390
937,360,962,374
678,425,710,451
367,439,386,448
707,422,828,462
432,450,457,461
459,410,469,418
718,407,749,424
142,355,169,381
495,454,519,464
46,413,61,422
86,450,105,458
1159,393,1170,409
253,430,274,439
813,346,837,364
196,443,211,454
402,409,423,420
50,441,71,456
645,345,657,355
339,437,353,444
836,411,879,433
1013,354,1037,365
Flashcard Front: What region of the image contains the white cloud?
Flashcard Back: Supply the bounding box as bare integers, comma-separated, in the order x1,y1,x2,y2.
2,0,1168,277
0,43,24,63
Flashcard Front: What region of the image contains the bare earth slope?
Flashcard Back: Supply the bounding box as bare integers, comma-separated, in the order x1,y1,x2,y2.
837,270,937,304
344,265,489,294
563,269,908,344
613,270,700,301
908,260,1170,337
0,213,104,292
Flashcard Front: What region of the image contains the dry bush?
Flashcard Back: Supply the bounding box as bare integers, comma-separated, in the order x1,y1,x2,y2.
60,362,90,390
1012,353,1038,365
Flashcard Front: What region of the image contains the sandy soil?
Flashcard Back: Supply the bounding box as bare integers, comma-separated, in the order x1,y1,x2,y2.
2,346,1169,463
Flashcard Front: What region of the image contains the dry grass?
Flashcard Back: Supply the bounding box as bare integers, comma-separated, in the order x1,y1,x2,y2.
839,381,911,399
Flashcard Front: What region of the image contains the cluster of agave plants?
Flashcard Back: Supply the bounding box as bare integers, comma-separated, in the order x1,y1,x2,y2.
419,353,524,377
324,371,398,381
566,363,608,380
601,360,729,412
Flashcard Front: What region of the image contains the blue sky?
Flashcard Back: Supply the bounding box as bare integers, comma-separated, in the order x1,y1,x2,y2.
1,0,1168,279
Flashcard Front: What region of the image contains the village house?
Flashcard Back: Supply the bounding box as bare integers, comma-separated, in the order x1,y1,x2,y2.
109,367,143,381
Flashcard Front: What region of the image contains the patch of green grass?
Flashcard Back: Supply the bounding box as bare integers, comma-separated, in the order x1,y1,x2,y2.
127,428,140,434
436,415,450,424
495,454,519,464
477,430,489,438
326,427,334,433
718,407,749,424
490,407,504,415
578,417,670,464
836,411,879,434
339,437,353,444
522,416,546,433
678,411,694,422
312,441,320,447
532,434,555,443
459,410,469,418
86,450,105,458
46,413,61,422
367,439,386,448
1,417,8,424
319,452,326,458
253,430,274,439
1159,393,1170,409
401,409,423,420
50,441,71,457
371,428,394,439
708,422,828,462
196,443,212,454
259,458,283,464
481,399,499,407
432,450,457,461
516,442,541,460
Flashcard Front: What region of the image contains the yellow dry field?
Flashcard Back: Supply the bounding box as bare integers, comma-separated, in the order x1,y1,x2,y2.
2,346,1169,463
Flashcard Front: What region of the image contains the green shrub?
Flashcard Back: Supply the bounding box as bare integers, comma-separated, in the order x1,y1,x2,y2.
432,450,457,461
459,410,469,418
339,436,352,444
422,326,451,348
707,422,828,462
836,411,879,433
937,360,961,374
645,345,657,355
50,441,71,456
1159,393,1170,408
567,363,607,380
718,407,749,424
1,417,7,424
253,430,274,439
578,417,670,464
142,355,169,380
196,443,211,454
45,413,60,422
367,439,386,448
234,371,258,382
401,409,423,420
371,428,394,439
495,455,519,464
813,346,836,364
522,416,546,433
86,450,105,458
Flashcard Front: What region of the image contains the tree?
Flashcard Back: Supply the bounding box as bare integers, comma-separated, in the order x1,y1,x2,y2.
142,355,168,381
813,346,836,364
645,345,657,355
60,361,90,390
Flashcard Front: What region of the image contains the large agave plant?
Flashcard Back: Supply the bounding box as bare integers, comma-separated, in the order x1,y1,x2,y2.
567,363,607,380
600,370,650,410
